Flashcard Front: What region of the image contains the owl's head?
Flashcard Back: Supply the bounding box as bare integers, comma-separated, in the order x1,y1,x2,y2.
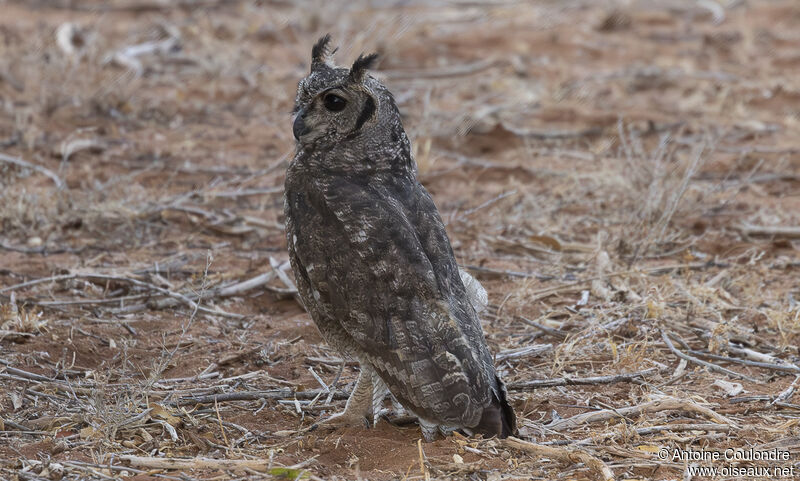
292,35,407,161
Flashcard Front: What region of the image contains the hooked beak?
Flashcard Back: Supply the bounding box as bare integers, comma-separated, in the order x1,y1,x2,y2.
293,110,311,140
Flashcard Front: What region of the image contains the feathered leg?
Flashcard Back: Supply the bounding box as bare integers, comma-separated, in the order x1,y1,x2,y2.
318,362,379,428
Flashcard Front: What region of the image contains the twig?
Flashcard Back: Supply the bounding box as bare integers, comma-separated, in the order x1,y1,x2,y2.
526,262,722,302
568,423,731,445
115,455,273,473
207,187,283,198
215,271,277,297
508,367,664,391
739,224,800,238
660,330,759,382
772,375,800,406
517,316,568,339
495,344,553,362
501,124,607,140
177,389,349,405
545,395,738,432
0,273,241,318
688,350,800,374
0,153,64,189
0,364,59,383
503,436,615,481
633,422,731,436
306,356,358,367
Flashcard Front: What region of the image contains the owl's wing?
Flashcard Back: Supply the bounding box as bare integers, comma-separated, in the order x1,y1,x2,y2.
288,175,494,427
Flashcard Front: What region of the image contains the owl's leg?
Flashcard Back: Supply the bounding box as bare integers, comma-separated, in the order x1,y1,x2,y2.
371,373,390,426
318,363,375,428
418,418,440,442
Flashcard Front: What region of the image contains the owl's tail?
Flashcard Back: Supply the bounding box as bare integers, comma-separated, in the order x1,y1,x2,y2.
474,376,517,438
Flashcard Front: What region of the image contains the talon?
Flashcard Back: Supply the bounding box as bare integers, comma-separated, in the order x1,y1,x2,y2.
315,411,371,431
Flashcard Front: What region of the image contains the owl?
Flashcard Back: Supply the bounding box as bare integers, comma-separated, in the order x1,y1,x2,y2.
284,35,516,440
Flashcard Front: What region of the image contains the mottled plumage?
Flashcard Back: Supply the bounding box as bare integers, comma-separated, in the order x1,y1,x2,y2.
284,35,516,439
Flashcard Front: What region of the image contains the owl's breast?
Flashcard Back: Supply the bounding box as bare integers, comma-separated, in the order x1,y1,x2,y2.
284,182,363,357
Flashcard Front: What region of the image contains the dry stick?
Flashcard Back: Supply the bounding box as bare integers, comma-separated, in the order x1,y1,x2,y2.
507,367,664,391
503,436,615,481
569,423,731,446
206,186,283,198
125,271,278,312
660,330,759,383
177,389,349,405
115,455,273,473
502,124,607,140
0,273,241,319
0,330,34,339
0,152,65,189
517,316,567,339
215,271,277,297
545,396,738,432
740,224,800,238
526,262,721,302
772,375,800,406
325,360,346,405
306,356,358,367
417,439,430,481
1,365,59,383
34,293,152,307
688,350,800,374
633,422,731,436
495,344,553,362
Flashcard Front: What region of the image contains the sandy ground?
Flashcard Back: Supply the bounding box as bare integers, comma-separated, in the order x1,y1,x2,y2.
1,0,799,480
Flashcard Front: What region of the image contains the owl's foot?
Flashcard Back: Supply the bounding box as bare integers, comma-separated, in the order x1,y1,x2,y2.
316,410,371,429
418,418,462,442
313,363,388,431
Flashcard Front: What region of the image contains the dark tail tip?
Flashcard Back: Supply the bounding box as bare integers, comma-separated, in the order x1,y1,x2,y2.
474,376,517,439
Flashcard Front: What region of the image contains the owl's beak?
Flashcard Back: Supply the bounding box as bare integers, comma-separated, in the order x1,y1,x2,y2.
293,110,310,140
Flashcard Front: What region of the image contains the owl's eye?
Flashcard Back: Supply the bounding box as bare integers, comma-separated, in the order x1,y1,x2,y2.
323,93,347,112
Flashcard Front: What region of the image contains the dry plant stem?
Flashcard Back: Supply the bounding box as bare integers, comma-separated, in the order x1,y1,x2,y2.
570,423,731,445
144,253,212,398
546,396,738,432
688,350,800,374
507,367,664,391
115,455,272,473
740,224,800,238
632,423,731,436
503,436,615,481
526,262,718,301
517,316,567,339
177,388,349,405
660,330,759,382
119,271,279,312
772,375,800,405
0,152,65,188
0,273,241,318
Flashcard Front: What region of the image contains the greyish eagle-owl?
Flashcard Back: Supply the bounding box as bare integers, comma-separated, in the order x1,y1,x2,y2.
283,35,516,440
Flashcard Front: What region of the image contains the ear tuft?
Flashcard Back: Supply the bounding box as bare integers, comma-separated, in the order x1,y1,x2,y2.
350,52,379,83
311,34,335,70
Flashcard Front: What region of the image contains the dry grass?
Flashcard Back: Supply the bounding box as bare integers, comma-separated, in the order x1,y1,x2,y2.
1,0,799,480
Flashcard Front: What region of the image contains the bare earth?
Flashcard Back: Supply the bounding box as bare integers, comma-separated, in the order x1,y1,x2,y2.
1,0,799,480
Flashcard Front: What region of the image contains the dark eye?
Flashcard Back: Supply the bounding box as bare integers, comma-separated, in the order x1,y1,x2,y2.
323,93,347,112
